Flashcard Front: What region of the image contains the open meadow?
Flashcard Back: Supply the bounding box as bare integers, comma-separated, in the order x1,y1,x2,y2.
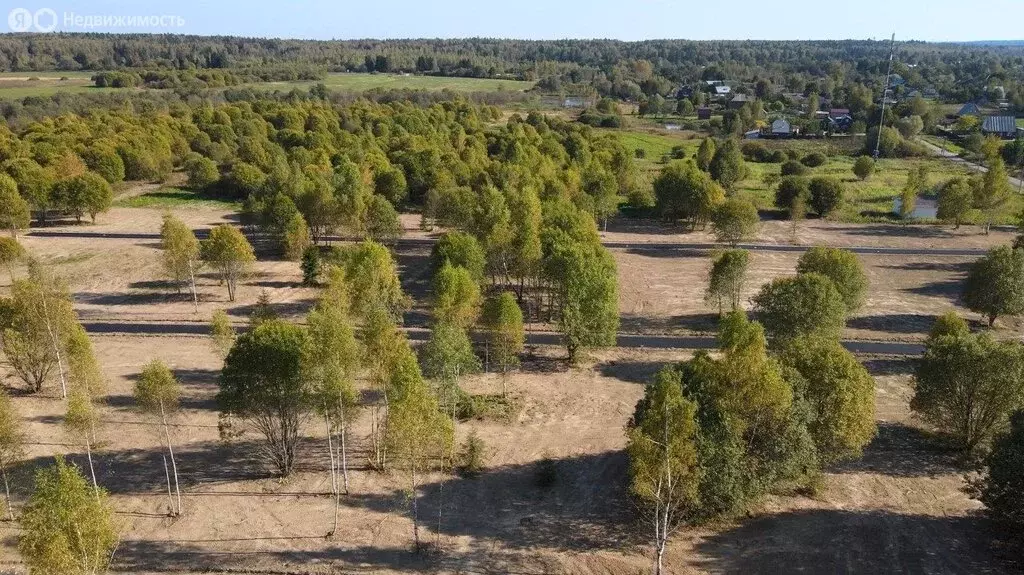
0,189,1019,574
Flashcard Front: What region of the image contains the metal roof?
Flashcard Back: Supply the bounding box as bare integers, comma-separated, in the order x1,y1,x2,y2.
771,118,791,132
983,115,1017,134
958,102,981,116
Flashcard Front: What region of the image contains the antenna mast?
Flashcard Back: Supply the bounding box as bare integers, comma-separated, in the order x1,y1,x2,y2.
874,33,896,159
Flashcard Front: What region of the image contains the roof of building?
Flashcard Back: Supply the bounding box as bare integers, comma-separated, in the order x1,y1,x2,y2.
730,93,753,102
983,115,1017,134
958,102,982,116
771,118,791,132
714,85,732,95
829,108,850,118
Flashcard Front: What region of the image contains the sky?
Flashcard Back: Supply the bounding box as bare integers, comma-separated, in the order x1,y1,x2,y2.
6,0,1024,42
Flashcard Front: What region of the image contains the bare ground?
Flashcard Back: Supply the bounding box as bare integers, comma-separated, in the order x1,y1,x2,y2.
0,207,1018,573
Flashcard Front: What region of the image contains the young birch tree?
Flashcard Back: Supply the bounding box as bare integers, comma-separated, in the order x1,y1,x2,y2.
160,214,202,311
480,292,524,396
64,391,100,497
626,369,700,575
134,360,184,516
0,390,24,520
201,224,255,302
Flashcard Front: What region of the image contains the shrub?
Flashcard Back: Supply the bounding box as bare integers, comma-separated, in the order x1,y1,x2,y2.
768,150,787,163
808,177,845,217
456,430,488,478
773,176,810,214
781,160,808,176
801,152,827,167
852,156,875,180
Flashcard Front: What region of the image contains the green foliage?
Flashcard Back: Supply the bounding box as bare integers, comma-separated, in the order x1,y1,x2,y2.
773,176,809,215
780,160,808,177
708,137,746,191
913,328,1024,455
281,213,311,261
962,245,1024,327
852,155,875,180
710,198,759,246
81,144,125,184
0,271,77,393
937,177,973,228
696,138,716,172
752,273,847,342
218,320,312,475
209,309,235,359
51,172,113,223
365,194,403,244
336,240,410,321
65,325,105,400
808,177,844,217
19,458,118,575
796,246,868,313
184,155,220,189
929,311,969,341
480,292,524,377
432,262,482,328
0,236,25,277
977,154,1012,233
134,359,181,414
0,174,30,235
456,430,488,478
201,224,255,302
249,291,279,328
304,293,361,426
0,389,24,518
800,152,827,168
300,246,322,286
706,249,750,314
420,321,481,384
979,410,1024,525
779,335,876,463
550,241,619,362
431,231,486,284
653,159,725,229
160,213,201,294
373,167,408,206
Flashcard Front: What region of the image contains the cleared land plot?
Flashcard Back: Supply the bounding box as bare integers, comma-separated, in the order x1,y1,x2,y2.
0,207,1019,574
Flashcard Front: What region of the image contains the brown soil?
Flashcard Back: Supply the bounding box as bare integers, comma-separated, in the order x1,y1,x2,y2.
0,207,1015,574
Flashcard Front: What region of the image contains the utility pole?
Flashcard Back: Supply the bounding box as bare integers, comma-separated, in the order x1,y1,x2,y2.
874,33,896,159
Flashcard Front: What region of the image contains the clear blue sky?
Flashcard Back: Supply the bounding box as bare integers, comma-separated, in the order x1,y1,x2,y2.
13,0,1024,41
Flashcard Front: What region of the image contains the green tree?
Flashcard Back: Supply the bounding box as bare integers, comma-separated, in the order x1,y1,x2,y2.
852,156,875,181
64,391,100,494
808,177,844,217
81,144,125,184
937,177,973,229
710,198,759,246
209,309,235,360
626,368,699,575
300,246,322,286
913,330,1024,455
373,167,408,206
134,360,183,516
184,155,219,189
705,249,750,314
201,224,255,302
281,213,311,261
480,292,524,395
18,458,118,575
752,273,847,342
365,194,403,245
218,320,312,475
160,214,201,309
773,176,809,216
978,410,1024,526
796,246,868,312
420,321,481,420
696,137,716,172
431,231,486,284
0,390,23,520
384,354,453,550
653,159,726,229
553,243,619,362
431,262,482,329
977,154,1012,234
52,172,112,224
339,240,410,321
962,245,1024,326
708,137,746,191
0,237,25,281
780,335,876,463
0,174,30,237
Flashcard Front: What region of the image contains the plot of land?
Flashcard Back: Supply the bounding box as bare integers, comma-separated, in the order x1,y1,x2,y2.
0,202,1019,574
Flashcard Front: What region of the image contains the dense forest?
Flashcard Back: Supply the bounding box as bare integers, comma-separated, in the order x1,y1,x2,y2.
3,34,1024,104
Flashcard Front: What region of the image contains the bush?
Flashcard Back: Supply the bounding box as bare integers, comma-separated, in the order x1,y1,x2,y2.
781,160,808,176
634,148,646,159
801,152,827,167
774,175,809,213
670,145,688,159
852,156,875,180
768,150,787,163
300,246,321,286
978,410,1024,525
741,141,770,162
808,177,845,217
456,430,488,478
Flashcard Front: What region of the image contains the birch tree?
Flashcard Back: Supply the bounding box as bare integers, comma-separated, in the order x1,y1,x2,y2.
0,390,24,521
201,224,255,302
626,369,700,575
64,392,100,497
134,360,184,516
160,214,202,311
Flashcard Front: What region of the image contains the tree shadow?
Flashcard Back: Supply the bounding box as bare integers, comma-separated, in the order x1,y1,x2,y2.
833,224,954,239
692,508,1015,574
618,312,719,335
847,313,940,335
597,360,673,384
861,357,917,376
623,246,709,259
903,279,963,300
881,261,973,273
226,298,317,319
830,422,964,479
602,217,680,236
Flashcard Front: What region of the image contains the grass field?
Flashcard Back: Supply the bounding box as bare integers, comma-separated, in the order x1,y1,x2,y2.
0,72,107,99
114,188,242,209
